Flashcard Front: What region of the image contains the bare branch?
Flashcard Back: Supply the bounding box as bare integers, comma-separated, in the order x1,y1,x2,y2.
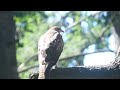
64,11,102,31
80,22,111,53
53,11,72,27
59,11,72,27
17,54,37,72
60,49,114,61
19,49,114,73
19,65,39,73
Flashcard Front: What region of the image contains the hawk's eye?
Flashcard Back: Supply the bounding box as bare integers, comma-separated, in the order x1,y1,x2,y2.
55,28,60,31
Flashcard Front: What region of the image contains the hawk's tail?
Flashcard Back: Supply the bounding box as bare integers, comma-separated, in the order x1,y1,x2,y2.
38,64,46,79
38,62,54,79
45,62,54,79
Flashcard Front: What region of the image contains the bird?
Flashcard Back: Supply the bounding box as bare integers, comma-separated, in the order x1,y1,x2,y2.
38,26,64,79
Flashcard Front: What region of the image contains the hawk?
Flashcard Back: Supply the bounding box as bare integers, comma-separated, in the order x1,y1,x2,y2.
38,26,64,79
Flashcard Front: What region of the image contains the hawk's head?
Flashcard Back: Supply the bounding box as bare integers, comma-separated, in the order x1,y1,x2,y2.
49,26,64,33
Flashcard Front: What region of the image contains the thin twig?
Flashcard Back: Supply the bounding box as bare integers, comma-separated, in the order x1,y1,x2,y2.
64,11,102,31
18,54,37,72
19,65,39,73
60,49,114,61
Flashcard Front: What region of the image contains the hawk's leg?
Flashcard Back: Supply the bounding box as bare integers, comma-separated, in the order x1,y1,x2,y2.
52,64,58,69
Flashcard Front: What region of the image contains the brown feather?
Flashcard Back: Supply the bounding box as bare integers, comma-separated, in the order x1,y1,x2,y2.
38,26,64,79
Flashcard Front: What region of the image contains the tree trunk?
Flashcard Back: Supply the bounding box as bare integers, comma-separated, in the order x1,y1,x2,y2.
0,11,19,79
107,11,120,51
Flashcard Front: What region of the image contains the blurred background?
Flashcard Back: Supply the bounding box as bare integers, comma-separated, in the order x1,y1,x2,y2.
0,11,120,79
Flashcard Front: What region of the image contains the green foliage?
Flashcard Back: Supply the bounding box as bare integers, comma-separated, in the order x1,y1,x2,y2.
14,11,112,79
14,12,50,78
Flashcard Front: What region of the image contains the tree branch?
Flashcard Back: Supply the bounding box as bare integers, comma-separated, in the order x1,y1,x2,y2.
17,54,37,72
29,47,120,79
80,23,111,53
64,11,102,31
19,65,39,73
29,63,120,79
18,49,114,73
60,49,114,61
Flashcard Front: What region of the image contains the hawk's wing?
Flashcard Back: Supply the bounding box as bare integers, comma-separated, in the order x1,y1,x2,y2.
38,32,64,79
38,32,64,64
45,33,64,64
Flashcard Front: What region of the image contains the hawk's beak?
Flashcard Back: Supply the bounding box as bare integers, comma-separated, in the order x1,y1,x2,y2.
60,30,64,33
